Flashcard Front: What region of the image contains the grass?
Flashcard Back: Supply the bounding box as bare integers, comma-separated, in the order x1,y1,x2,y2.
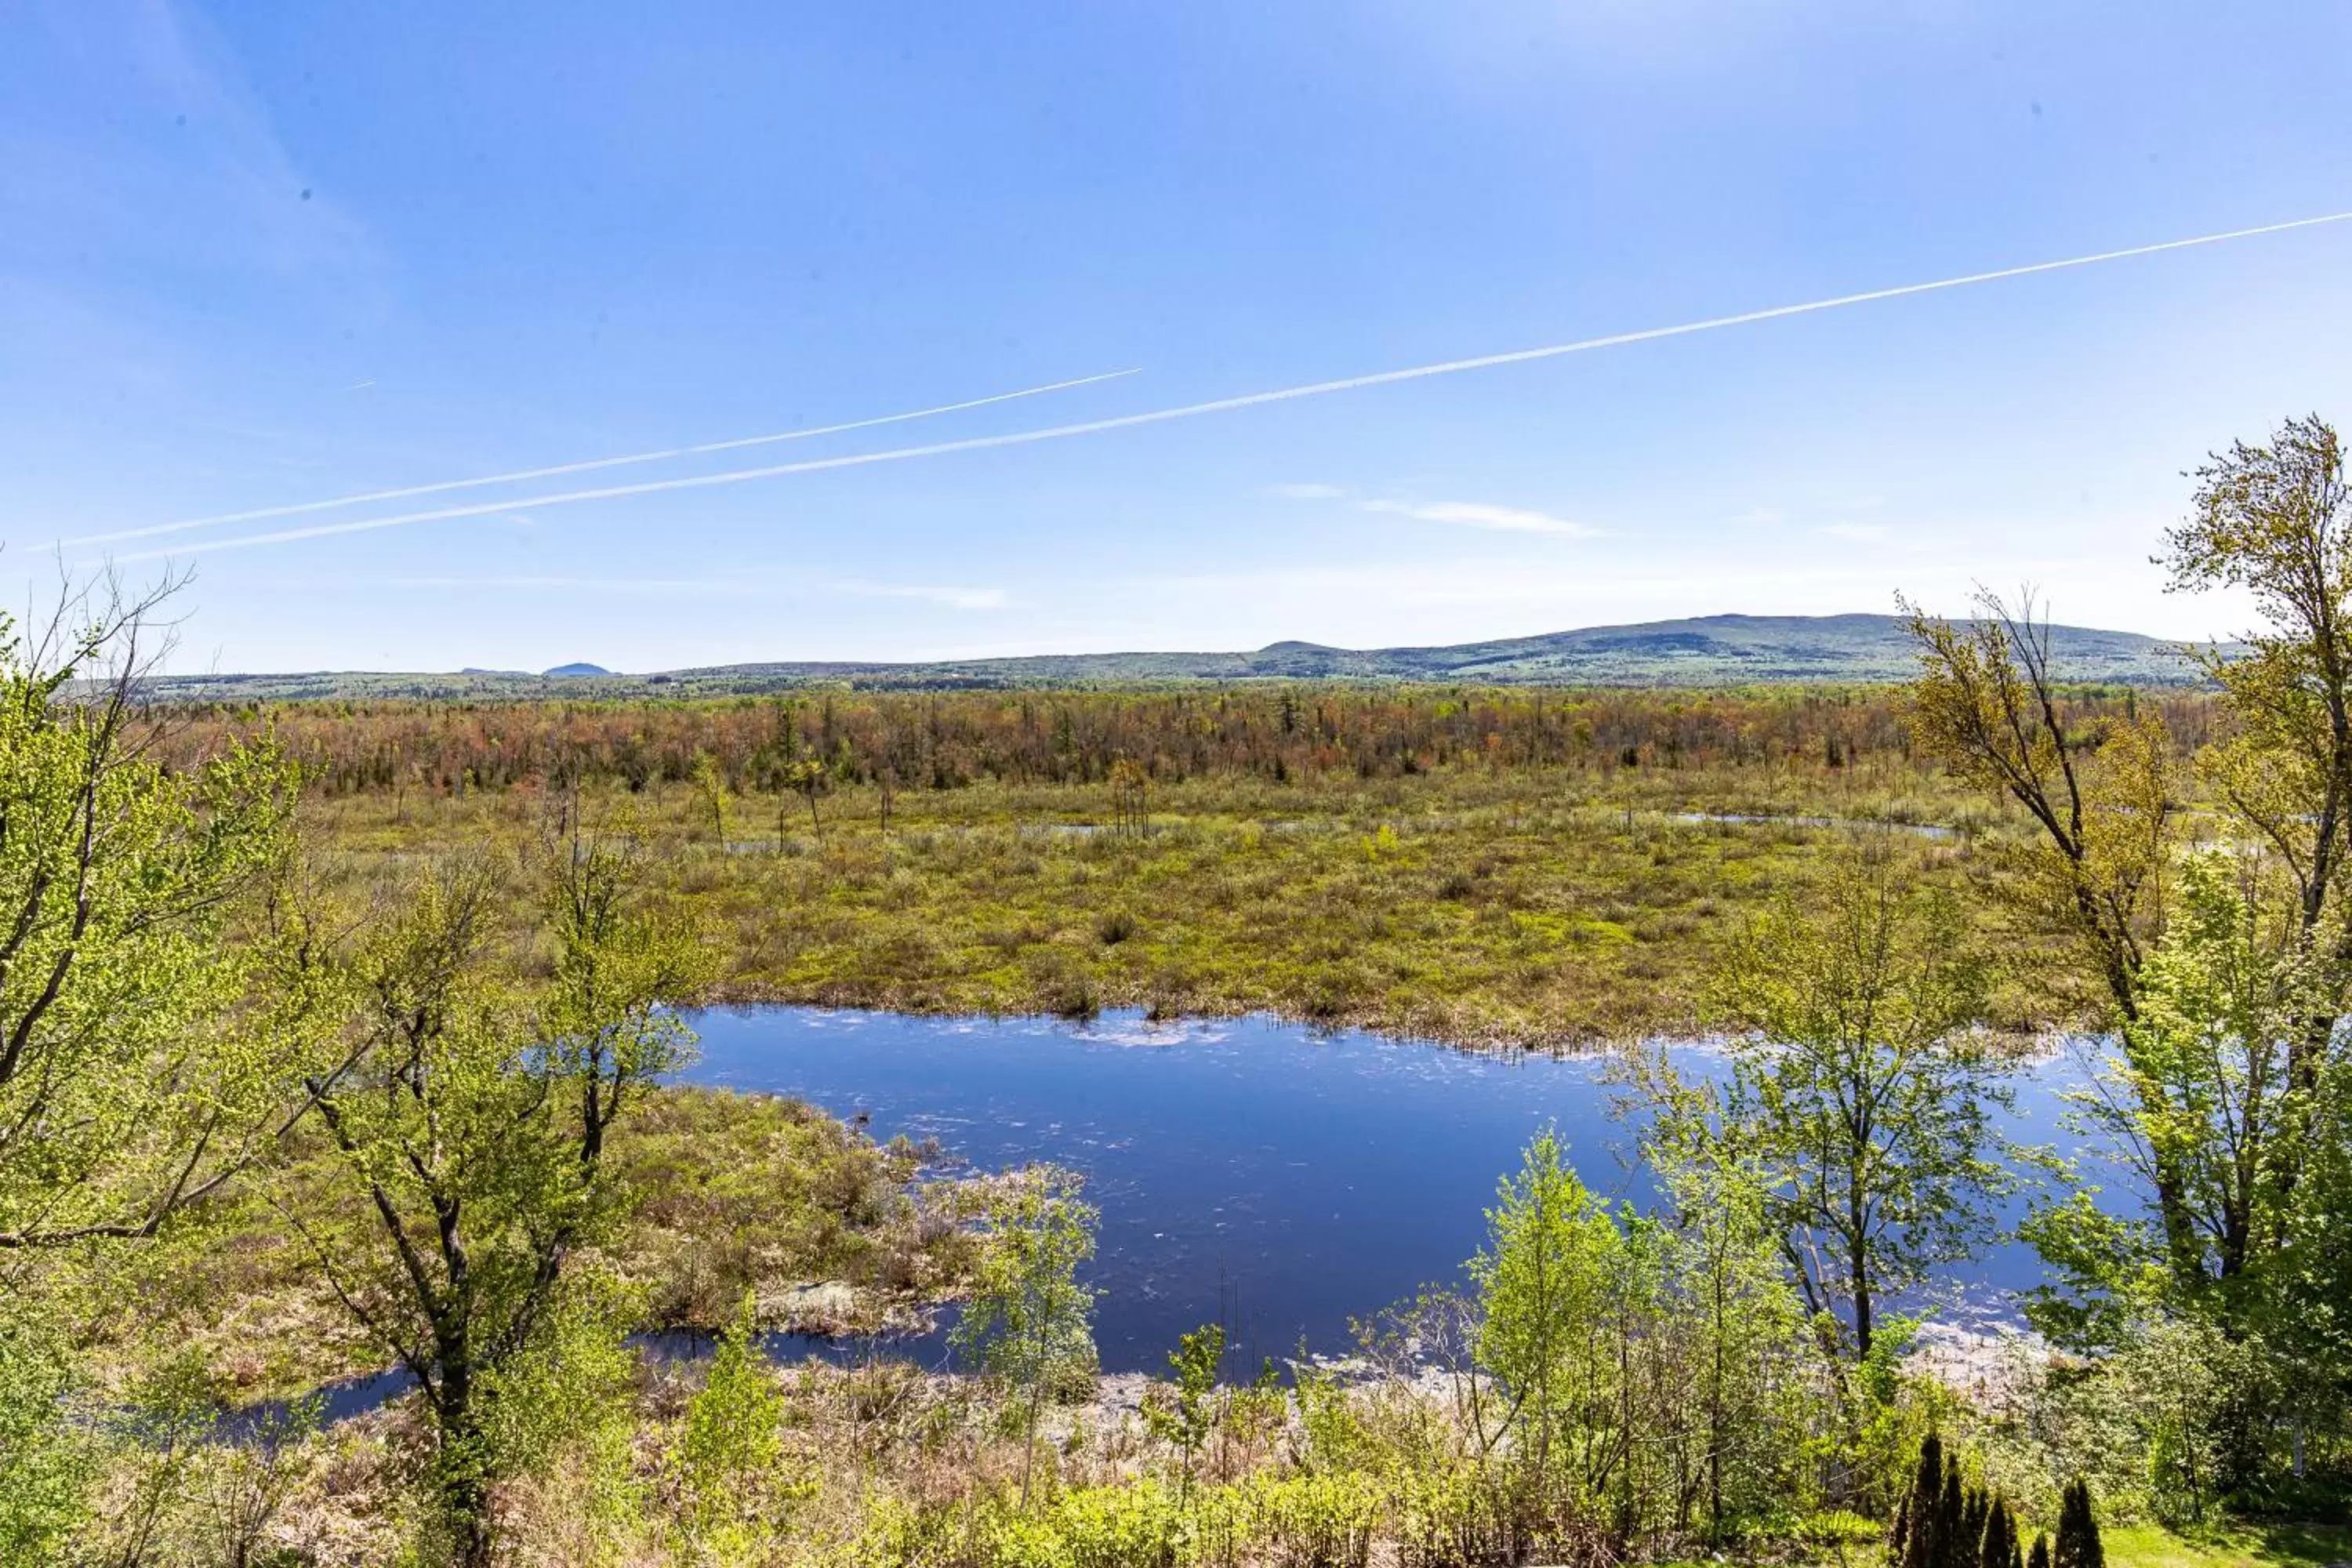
2107,1522,2352,1568
299,752,2063,1047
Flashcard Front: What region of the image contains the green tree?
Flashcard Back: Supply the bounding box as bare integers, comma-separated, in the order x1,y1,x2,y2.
0,589,299,1253
1143,1323,1224,1504
1469,1126,1617,1508
2160,419,2352,1280
2053,1478,2103,1568
1893,1433,1947,1568
0,587,300,1555
689,751,728,842
1911,420,2352,1319
952,1166,1099,1508
1652,855,2009,1363
675,1294,789,1546
1650,1145,1809,1537
2025,854,2321,1341
277,833,705,1566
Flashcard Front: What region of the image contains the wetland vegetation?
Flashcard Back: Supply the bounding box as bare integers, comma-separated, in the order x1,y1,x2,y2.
165,684,2221,1046
4,420,2351,1566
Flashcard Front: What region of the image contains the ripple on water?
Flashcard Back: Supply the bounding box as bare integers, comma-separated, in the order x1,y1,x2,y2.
687,1004,2110,1375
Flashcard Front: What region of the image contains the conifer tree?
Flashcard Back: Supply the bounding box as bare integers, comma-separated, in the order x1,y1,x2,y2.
2028,1533,2051,1568
2054,1479,2103,1568
1937,1457,1967,1568
1980,1495,2018,1568
1897,1436,1944,1568
1960,1487,1990,1568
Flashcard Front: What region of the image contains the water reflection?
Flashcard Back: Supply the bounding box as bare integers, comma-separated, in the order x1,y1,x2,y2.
687,1007,2100,1376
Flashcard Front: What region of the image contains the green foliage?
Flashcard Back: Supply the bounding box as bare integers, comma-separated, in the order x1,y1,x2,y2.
1142,1323,1223,1501
2039,855,2322,1327
1916,423,2352,1505
1465,1127,1819,1547
1469,1123,1616,1494
1653,851,2013,1363
1893,1436,2034,1568
2056,1478,2106,1568
0,1314,92,1565
277,831,711,1563
953,1166,1099,1505
0,595,299,1251
2025,854,2350,1499
674,1294,798,1549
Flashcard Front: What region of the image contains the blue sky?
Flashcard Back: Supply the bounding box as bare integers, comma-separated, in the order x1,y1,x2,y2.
5,2,2350,673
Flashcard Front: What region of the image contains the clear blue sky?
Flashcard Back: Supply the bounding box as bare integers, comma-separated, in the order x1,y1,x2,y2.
5,2,2350,673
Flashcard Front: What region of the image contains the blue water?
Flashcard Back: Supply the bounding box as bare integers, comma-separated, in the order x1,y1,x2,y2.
685,1007,2103,1376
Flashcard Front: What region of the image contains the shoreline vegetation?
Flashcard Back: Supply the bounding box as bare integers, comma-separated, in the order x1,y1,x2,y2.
5,420,2352,1564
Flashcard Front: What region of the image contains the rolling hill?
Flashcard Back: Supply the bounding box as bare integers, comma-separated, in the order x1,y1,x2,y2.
141,613,2204,702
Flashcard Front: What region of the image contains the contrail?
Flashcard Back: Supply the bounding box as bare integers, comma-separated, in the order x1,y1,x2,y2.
53,369,1140,549
92,208,2352,566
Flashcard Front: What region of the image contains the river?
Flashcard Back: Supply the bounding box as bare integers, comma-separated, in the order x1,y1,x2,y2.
688,1005,2106,1377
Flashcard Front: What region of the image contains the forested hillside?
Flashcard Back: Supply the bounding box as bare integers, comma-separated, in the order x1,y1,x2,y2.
136,612,2208,700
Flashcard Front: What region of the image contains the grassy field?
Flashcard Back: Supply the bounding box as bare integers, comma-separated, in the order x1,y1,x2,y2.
2105,1523,2352,1568
297,748,2059,1046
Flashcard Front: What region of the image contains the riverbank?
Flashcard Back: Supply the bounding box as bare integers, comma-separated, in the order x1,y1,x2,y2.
80,1083,990,1407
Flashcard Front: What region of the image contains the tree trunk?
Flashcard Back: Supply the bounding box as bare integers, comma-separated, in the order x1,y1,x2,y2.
1851,1232,1874,1363
434,1379,495,1568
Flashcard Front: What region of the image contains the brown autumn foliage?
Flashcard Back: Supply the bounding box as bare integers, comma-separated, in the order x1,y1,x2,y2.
141,684,2224,800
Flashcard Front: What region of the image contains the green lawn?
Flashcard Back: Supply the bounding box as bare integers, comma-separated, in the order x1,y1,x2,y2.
2107,1523,2352,1568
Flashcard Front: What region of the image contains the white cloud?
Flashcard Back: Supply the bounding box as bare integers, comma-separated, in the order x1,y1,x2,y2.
1730,506,1788,526
1818,523,1891,544
1266,482,1346,500
1363,499,1600,537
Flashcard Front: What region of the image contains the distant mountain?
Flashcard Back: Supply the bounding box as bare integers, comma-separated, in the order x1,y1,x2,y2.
139,614,2205,702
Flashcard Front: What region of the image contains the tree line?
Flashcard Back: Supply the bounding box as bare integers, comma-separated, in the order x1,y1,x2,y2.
140,683,2223,800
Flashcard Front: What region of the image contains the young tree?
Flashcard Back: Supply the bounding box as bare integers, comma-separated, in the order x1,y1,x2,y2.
1143,1322,1224,1503
278,833,705,1565
951,1166,1098,1507
1894,1433,1947,1568
674,1294,788,1544
781,758,829,840
1650,853,2009,1363
689,751,728,842
1108,757,1149,839
1650,1145,1807,1537
1470,1127,1618,1507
